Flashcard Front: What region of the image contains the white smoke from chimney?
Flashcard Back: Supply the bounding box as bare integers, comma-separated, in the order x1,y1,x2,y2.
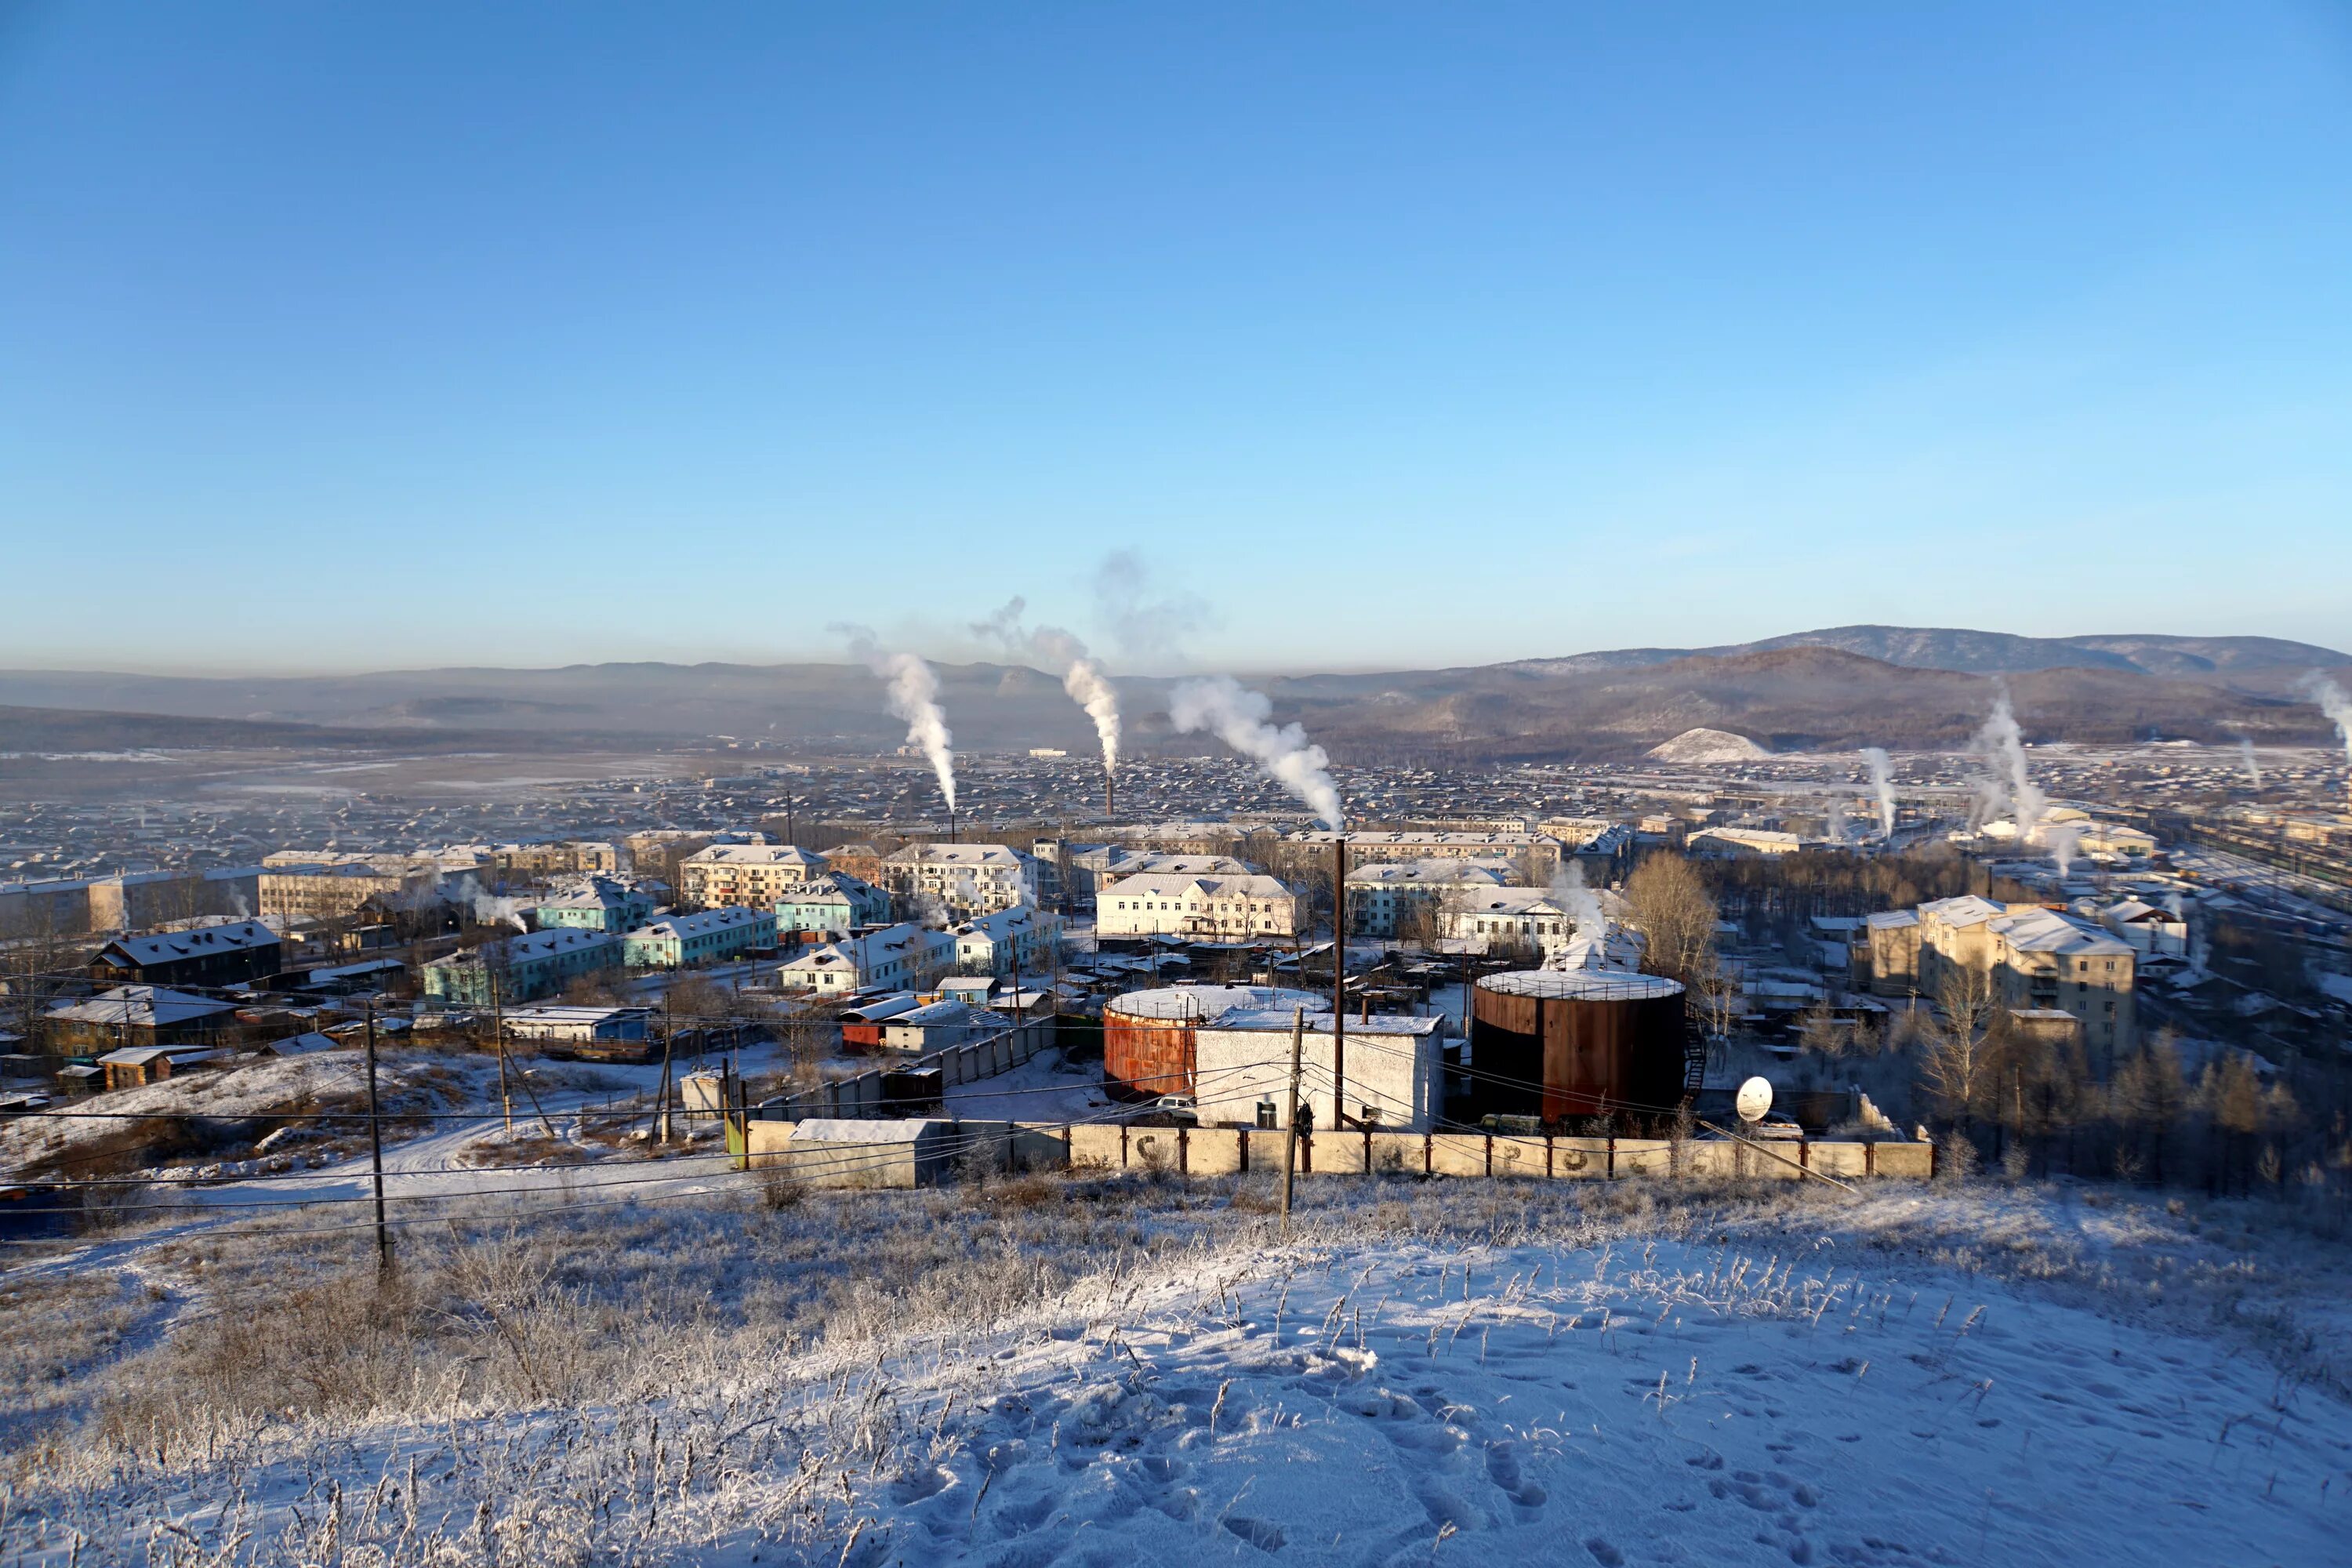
1966,687,2045,837
2299,674,2352,774
1822,793,1847,847
1549,859,1606,938
836,625,958,813
971,598,1123,779
1168,676,1344,829
2237,737,2263,788
2044,822,2082,879
1860,746,1896,837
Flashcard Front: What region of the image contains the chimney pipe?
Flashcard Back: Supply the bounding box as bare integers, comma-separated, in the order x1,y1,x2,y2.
1331,836,1347,1128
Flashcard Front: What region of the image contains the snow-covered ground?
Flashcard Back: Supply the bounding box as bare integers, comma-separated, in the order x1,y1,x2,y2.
7,1179,2348,1565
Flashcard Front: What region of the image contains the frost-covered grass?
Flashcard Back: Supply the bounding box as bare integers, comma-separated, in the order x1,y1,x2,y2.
4,1174,2350,1565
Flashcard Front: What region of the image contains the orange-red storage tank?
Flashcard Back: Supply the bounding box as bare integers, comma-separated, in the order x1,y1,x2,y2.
1102,985,1328,1102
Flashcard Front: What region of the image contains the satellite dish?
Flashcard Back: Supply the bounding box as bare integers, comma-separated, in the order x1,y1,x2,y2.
1734,1076,1773,1124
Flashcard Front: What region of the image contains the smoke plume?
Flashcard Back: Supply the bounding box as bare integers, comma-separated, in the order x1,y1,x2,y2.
1091,550,1212,666
1860,746,1896,837
2043,822,2082,879
971,597,1123,778
2300,674,2352,772
2237,737,2263,789
1965,687,2045,837
1549,860,1606,938
1167,676,1344,829
833,625,958,813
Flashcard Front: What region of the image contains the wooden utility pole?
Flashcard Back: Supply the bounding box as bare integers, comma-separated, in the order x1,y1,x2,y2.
491,970,512,1131
364,999,390,1274
1279,1004,1305,1233
656,1005,677,1145
1330,837,1347,1127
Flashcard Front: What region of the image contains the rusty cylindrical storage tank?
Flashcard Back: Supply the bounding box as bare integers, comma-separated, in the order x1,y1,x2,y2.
1102,985,1327,1102
1471,970,1688,1127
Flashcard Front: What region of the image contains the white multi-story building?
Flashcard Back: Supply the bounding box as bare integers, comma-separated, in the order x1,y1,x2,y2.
778,922,957,995
679,844,829,909
1436,887,1576,957
1193,1007,1442,1131
1054,846,1255,902
949,905,1063,977
877,844,1037,920
1345,858,1517,938
1096,873,1302,940
1287,830,1566,880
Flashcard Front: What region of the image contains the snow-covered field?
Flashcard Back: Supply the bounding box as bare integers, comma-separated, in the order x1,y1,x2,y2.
4,1178,2349,1566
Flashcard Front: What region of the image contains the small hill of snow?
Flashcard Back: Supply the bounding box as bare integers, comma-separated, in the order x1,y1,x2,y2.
1646,726,1770,762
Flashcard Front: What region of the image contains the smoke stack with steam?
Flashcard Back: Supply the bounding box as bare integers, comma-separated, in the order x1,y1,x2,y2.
1861,747,1896,837
971,599,1124,817
2299,674,2352,800
2237,737,2263,789
1168,676,1345,829
1965,686,2045,837
834,625,959,819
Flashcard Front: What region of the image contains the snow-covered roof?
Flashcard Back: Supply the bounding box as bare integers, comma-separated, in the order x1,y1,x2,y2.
99,921,279,967
1106,985,1330,1024
1480,969,1682,1000
682,844,827,868
1918,895,2008,928
885,844,1025,868
49,985,236,1026
1346,859,1515,887
1989,908,2134,957
627,907,773,941
426,928,618,969
1099,873,1293,899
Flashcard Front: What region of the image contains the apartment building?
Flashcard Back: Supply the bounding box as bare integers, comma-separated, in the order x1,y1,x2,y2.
1436,888,1577,957
678,843,829,909
1287,830,1566,880
877,844,1037,920
774,873,893,941
778,922,956,995
622,906,777,969
423,928,621,1005
949,905,1062,977
534,877,658,934
1096,872,1302,939
1345,858,1516,938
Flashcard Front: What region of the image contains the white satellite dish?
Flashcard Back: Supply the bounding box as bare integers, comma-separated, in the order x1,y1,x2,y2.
1734,1076,1773,1124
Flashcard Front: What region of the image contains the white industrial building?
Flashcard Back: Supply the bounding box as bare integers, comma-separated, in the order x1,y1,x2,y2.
1096,872,1302,939
1193,1008,1443,1131
1686,827,1804,858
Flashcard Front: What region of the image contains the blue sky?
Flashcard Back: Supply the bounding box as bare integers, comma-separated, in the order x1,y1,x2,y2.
3,2,2349,673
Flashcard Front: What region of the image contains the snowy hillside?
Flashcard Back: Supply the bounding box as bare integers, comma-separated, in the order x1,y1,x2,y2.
6,1178,2348,1565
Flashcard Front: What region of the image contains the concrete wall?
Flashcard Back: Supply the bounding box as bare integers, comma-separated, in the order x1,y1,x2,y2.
1033,1128,1933,1184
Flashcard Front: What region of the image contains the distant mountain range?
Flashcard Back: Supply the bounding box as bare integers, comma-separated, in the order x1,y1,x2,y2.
2,626,2345,762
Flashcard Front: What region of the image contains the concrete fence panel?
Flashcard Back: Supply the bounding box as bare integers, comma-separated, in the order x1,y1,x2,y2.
1188,1128,1246,1175
1428,1134,1489,1178
1009,1122,1071,1171
1367,1132,1422,1175
1069,1123,1125,1171
1614,1139,1674,1178
1489,1135,1547,1179
1551,1138,1609,1179
1313,1131,1371,1175
744,1120,794,1168
1244,1130,1290,1174
1872,1141,1933,1178
1808,1142,1871,1179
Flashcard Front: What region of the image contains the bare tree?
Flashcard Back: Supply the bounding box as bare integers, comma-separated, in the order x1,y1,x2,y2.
1917,962,2003,1131
1623,851,1719,985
